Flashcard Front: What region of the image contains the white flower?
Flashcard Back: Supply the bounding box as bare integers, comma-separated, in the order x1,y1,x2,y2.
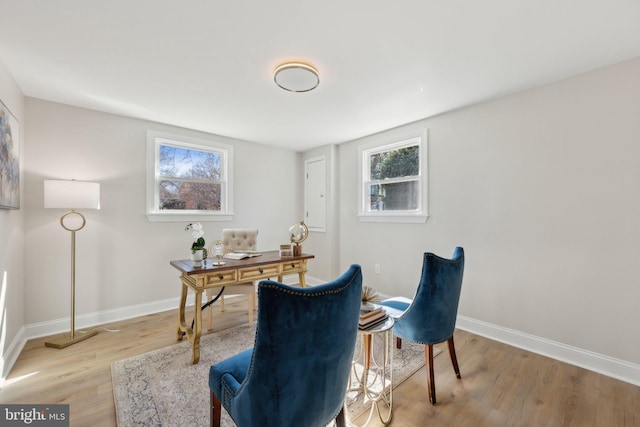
186,222,204,240
185,223,206,253
189,222,204,240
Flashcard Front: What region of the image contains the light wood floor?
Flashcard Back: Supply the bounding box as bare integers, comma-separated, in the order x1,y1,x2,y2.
2,298,639,427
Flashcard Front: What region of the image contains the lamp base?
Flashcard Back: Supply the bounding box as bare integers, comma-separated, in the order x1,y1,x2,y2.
45,329,98,349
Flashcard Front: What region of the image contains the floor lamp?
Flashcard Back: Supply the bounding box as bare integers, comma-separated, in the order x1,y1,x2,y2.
44,179,100,349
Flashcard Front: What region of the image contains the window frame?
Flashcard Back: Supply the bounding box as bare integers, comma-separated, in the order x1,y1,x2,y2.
146,131,234,222
357,130,428,223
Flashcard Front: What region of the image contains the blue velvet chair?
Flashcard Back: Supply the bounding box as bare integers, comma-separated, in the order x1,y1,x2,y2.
379,247,465,404
209,264,363,427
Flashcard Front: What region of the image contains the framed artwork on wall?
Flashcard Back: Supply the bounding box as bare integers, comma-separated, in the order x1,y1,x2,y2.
0,98,20,209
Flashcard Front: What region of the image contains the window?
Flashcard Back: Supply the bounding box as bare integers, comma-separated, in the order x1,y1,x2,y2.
358,132,428,223
146,131,233,222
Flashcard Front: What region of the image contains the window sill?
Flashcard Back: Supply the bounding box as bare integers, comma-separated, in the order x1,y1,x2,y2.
146,212,234,223
357,214,428,224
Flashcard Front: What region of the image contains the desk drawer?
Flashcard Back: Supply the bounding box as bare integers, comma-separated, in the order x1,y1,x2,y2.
204,270,238,287
282,260,304,273
239,263,280,281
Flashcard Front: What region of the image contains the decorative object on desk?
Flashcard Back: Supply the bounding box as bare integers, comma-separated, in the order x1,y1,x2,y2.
111,324,437,427
362,285,381,304
289,220,308,256
190,249,204,268
0,99,20,209
210,240,226,266
185,222,207,255
43,179,100,348
279,244,292,257
186,222,207,266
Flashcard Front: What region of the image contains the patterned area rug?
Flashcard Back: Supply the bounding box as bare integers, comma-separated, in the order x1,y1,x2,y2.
112,324,438,426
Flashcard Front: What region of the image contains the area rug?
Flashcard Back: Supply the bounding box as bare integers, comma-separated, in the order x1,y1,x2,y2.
112,324,439,426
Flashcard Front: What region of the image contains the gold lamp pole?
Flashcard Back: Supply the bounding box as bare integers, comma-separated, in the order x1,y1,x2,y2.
44,179,101,349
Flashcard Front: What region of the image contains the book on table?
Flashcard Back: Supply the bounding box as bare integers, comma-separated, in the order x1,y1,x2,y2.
359,315,389,330
358,307,388,329
360,307,384,319
223,252,262,260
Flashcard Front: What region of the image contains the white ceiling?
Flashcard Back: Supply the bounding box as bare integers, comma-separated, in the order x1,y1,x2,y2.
1,1,639,152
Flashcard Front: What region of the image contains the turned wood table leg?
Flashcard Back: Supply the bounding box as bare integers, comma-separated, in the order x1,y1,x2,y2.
298,271,307,287
177,279,189,341
191,289,203,364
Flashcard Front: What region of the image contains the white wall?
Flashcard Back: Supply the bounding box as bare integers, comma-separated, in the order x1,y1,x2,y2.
0,59,25,380
338,58,640,372
22,98,301,326
302,144,341,281
3,56,640,386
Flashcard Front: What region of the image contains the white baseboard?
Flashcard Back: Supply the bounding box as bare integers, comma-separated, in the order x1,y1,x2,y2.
456,315,640,387
11,280,635,389
1,297,190,385
21,275,322,342
24,297,184,340
1,277,324,383
1,326,27,386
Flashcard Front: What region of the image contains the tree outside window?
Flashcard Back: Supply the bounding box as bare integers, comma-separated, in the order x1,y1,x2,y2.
358,132,427,223
146,131,234,222
158,144,224,211
365,141,420,212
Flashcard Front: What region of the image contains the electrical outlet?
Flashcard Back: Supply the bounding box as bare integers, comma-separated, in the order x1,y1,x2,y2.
375,264,380,274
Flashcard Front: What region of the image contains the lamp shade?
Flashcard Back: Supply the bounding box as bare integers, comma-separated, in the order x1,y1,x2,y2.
44,180,100,209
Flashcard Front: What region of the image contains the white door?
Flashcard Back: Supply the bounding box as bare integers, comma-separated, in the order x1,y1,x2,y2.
305,157,326,231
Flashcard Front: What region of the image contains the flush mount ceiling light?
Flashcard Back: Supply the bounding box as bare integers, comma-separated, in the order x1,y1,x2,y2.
273,61,320,92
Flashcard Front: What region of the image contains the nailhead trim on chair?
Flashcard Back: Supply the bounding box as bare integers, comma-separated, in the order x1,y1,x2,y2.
260,274,359,297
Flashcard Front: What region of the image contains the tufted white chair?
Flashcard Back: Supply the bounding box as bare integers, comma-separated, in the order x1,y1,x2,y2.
206,229,258,329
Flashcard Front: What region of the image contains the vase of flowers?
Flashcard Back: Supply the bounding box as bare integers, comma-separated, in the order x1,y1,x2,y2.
185,222,207,267
191,250,204,267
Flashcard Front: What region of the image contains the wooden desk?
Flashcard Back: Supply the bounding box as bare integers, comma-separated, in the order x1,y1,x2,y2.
170,250,314,363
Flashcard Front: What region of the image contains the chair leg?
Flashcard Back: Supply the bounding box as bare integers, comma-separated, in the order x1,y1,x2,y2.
447,336,461,379
335,404,347,427
210,391,221,427
396,337,402,349
425,344,436,404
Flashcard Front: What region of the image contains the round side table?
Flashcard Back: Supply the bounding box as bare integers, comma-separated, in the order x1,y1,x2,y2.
348,317,394,426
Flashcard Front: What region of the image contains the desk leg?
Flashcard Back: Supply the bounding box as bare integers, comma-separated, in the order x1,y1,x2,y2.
298,271,307,287
191,289,203,364
177,281,188,341
176,280,203,364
